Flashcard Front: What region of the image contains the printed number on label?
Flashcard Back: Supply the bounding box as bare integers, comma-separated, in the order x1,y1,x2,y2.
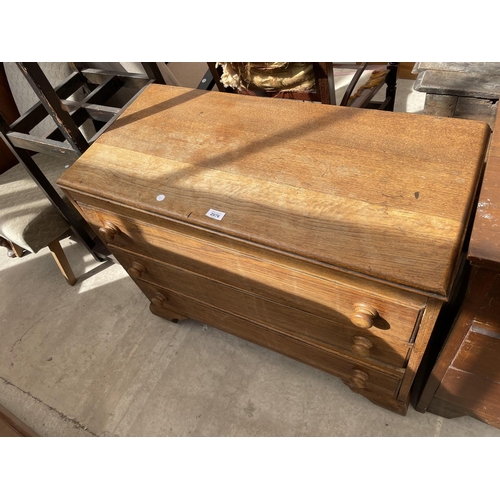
206,209,226,221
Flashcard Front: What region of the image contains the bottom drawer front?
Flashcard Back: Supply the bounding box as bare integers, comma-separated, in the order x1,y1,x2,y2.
135,279,403,399
112,247,412,368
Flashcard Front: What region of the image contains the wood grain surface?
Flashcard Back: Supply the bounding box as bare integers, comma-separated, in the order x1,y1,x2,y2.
434,368,500,427
452,326,500,381
58,85,490,297
111,246,415,368
67,190,435,300
77,203,427,337
474,273,500,331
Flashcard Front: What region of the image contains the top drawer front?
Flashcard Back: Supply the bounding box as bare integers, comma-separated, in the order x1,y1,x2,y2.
79,203,425,343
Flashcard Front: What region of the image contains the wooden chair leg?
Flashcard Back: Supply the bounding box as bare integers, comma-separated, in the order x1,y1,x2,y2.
48,238,76,286
9,241,24,258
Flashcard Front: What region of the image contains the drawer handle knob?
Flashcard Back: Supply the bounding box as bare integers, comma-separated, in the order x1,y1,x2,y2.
351,336,374,358
128,262,146,279
350,304,378,329
151,292,167,308
98,222,120,241
350,369,369,389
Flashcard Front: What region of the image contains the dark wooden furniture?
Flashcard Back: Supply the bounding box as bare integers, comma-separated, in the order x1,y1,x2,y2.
58,85,489,415
413,62,499,128
414,106,500,428
0,63,79,281
0,403,38,437
0,63,20,174
205,62,399,110
4,63,165,160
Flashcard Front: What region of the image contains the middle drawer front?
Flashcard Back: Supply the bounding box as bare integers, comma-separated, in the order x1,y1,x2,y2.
111,246,413,368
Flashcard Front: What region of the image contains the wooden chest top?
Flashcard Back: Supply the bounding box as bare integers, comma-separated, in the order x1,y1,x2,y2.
58,85,490,298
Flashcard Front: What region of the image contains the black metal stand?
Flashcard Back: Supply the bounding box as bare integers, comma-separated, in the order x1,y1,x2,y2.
1,62,167,262
0,115,100,258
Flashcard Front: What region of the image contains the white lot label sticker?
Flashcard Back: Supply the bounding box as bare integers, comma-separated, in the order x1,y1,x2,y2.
206,208,226,221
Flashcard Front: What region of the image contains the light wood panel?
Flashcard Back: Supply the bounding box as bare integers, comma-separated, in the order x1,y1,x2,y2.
59,85,489,297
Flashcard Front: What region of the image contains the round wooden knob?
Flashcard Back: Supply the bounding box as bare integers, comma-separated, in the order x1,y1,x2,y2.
151,292,167,308
128,262,146,279
351,336,374,358
98,222,120,241
350,304,378,329
349,369,369,389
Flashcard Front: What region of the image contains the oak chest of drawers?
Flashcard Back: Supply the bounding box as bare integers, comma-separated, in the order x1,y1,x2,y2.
58,85,490,415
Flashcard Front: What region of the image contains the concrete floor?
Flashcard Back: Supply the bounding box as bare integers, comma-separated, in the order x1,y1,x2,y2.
2,63,500,437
